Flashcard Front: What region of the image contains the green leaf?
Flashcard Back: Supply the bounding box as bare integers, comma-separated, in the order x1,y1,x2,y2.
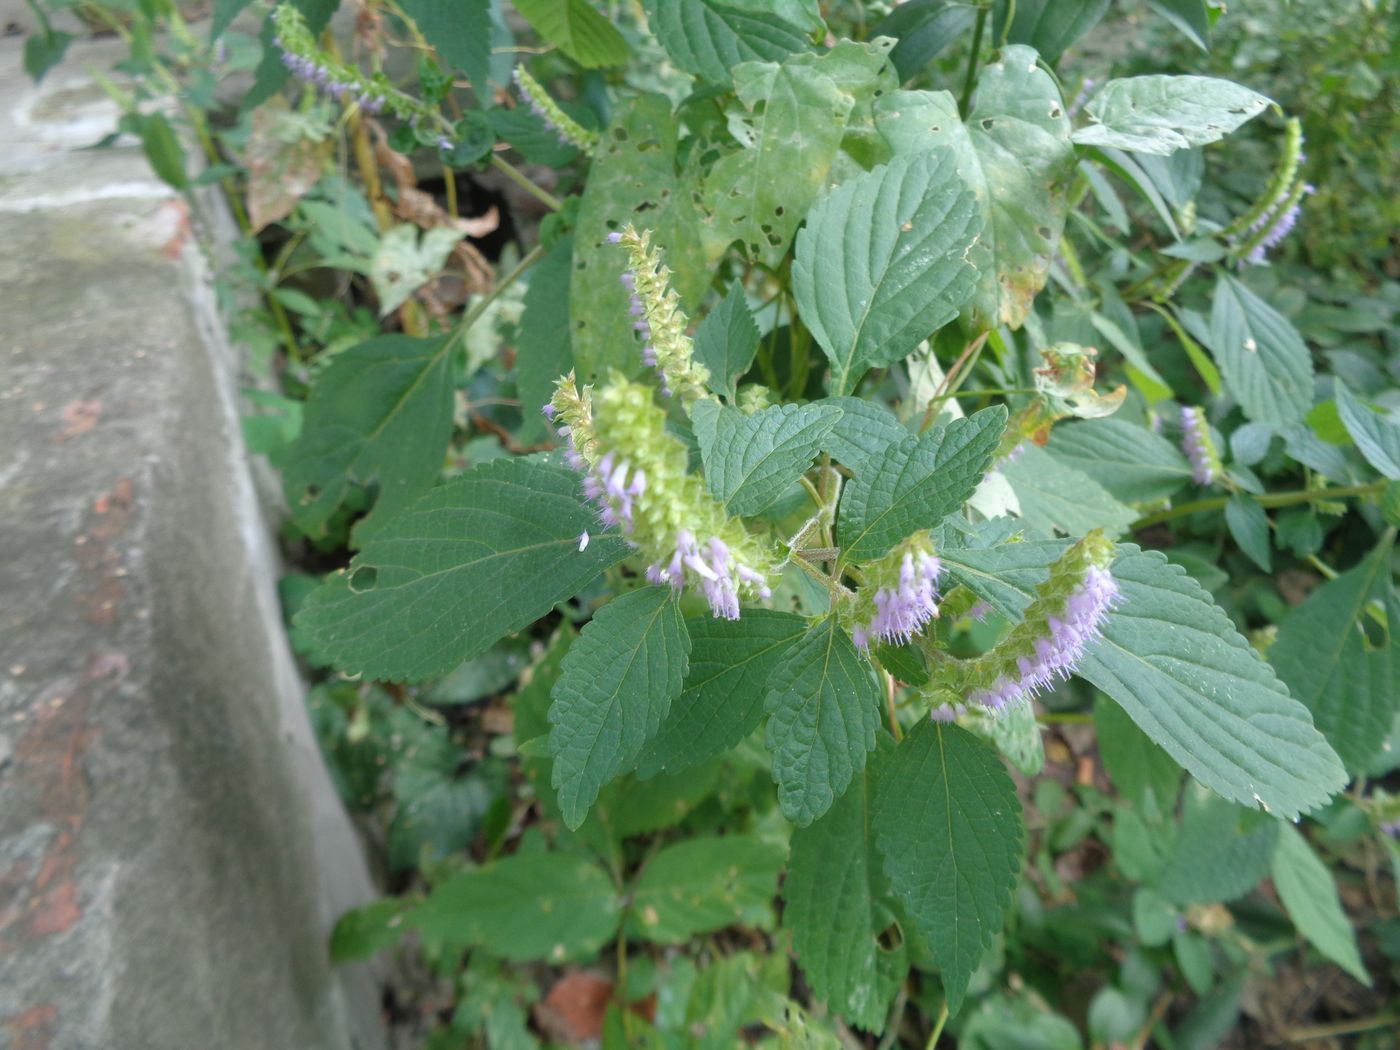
294,458,631,682
1334,380,1400,479
820,397,910,472
549,587,691,829
1152,788,1278,904
245,0,338,111
872,722,1023,1015
642,0,814,84
995,0,1110,65
1270,538,1399,775
1078,548,1347,820
512,0,630,67
412,851,621,961
330,898,410,962
1147,0,1212,50
697,55,857,268
700,404,842,516
571,94,705,381
764,617,882,827
959,992,1084,1050
281,334,454,538
1225,495,1272,573
872,0,978,81
1094,695,1181,816
24,26,75,81
516,236,574,442
1000,444,1138,538
837,407,1007,562
402,0,492,94
1072,76,1269,155
371,225,463,317
1207,274,1314,427
639,611,808,778
134,112,188,190
785,738,908,1031
1271,825,1370,985
877,47,1074,331
608,760,723,838
1046,418,1192,503
629,835,785,942
793,151,983,395
693,283,761,401
972,701,1045,776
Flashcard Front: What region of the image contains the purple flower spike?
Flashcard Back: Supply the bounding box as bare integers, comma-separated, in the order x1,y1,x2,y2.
971,566,1118,711
1180,406,1217,485
856,552,941,650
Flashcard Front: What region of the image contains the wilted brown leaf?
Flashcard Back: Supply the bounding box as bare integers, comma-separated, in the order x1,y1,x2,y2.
246,100,330,232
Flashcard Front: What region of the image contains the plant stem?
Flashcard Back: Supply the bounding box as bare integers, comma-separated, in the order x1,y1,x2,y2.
884,669,904,742
922,331,989,431
925,1000,950,1049
451,242,546,349
959,6,989,117
1131,481,1386,530
490,154,562,211
1283,1012,1400,1043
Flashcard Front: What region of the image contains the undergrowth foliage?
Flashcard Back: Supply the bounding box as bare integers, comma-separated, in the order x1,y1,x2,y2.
43,0,1400,1044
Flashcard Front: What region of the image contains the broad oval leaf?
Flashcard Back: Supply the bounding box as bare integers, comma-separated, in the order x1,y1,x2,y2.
1046,417,1192,503
837,406,1007,562
821,396,910,472
1272,825,1370,985
294,458,630,682
628,835,786,943
996,0,1110,65
642,0,814,84
512,0,630,68
872,722,1023,1016
1207,274,1314,427
1000,443,1137,538
764,617,883,827
515,236,575,443
876,46,1074,330
639,611,808,778
700,403,843,515
1335,380,1400,480
549,586,691,829
793,150,983,395
401,0,491,92
1073,75,1270,156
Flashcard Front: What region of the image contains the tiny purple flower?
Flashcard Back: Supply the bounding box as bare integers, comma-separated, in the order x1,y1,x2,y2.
1180,406,1217,485
855,552,941,650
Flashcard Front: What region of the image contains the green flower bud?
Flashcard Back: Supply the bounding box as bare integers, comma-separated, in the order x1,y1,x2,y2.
511,67,599,152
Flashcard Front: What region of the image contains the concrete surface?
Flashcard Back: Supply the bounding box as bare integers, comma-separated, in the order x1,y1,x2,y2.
0,32,387,1050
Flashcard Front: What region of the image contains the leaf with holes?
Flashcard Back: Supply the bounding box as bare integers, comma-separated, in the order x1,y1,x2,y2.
1073,76,1269,155
872,722,1023,1016
764,617,882,827
876,46,1074,330
642,0,814,84
281,334,454,539
294,458,631,682
699,403,842,515
1207,274,1313,427
549,587,691,829
638,611,807,778
785,736,909,1030
792,151,983,395
628,836,785,942
512,0,629,67
838,406,1006,562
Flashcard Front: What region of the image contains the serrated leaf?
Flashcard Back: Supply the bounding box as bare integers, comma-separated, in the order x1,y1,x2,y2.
693,283,761,401
872,722,1023,1015
281,334,454,538
1072,76,1269,155
1078,548,1346,819
412,851,621,961
512,0,629,67
628,836,785,942
516,236,574,442
402,0,492,93
877,47,1074,331
1335,380,1400,479
1000,444,1138,538
995,0,1110,65
549,587,691,829
1271,825,1370,984
1207,274,1314,427
639,611,808,778
294,458,630,682
642,0,814,84
1152,788,1278,904
1094,695,1182,816
793,152,981,395
700,403,842,515
785,737,908,1031
837,407,1007,562
572,94,706,381
1225,494,1272,573
1046,417,1193,503
608,760,723,838
820,397,910,472
1270,538,1398,774
764,617,882,826
698,55,856,268
872,0,977,81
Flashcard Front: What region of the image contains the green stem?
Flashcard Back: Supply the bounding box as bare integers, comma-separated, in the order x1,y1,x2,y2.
925,1000,950,1049
1131,482,1386,530
959,6,989,117
451,243,546,350
490,154,562,211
